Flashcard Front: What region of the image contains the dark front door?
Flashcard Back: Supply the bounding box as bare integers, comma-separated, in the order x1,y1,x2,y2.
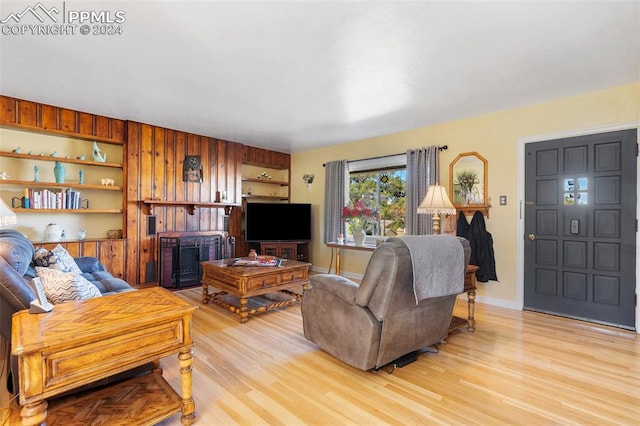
524,129,637,329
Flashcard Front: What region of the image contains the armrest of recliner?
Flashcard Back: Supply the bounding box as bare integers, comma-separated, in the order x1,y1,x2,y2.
309,274,359,304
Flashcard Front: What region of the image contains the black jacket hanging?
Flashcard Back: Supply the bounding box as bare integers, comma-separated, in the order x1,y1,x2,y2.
456,211,498,282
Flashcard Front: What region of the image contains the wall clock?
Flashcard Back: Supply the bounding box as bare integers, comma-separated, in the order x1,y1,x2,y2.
183,155,203,183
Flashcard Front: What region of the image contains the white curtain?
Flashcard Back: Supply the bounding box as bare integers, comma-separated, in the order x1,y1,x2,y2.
323,160,349,243
405,146,439,235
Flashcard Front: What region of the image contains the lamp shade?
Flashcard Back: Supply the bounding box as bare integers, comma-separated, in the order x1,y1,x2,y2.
417,184,457,215
0,198,17,226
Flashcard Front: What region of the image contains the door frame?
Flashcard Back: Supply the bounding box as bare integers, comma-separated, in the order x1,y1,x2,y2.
517,122,640,333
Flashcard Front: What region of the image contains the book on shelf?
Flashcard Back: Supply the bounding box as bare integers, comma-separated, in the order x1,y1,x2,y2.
24,188,82,209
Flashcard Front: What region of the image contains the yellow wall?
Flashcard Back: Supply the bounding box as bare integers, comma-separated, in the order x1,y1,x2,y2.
291,83,640,306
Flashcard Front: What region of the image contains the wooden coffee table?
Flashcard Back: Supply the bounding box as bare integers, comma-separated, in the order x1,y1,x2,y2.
201,259,310,323
11,287,197,426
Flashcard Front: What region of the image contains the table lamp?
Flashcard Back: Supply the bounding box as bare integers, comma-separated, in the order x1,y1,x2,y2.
0,198,17,226
417,184,456,234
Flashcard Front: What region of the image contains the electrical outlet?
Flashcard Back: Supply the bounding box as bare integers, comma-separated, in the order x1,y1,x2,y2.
499,195,507,205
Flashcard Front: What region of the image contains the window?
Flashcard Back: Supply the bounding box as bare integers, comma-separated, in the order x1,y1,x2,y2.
347,154,406,237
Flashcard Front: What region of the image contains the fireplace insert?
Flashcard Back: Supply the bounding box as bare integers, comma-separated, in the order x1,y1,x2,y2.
159,235,235,289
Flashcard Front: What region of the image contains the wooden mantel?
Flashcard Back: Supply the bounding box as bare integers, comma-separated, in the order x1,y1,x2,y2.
142,199,238,215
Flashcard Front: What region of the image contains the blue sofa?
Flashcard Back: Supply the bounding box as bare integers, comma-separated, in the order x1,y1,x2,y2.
0,229,140,395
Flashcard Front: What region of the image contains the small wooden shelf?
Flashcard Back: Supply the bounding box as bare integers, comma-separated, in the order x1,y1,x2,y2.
241,177,289,186
242,194,288,201
241,161,290,203
42,371,181,425
31,238,126,244
0,151,123,168
142,199,239,215
456,204,490,218
12,208,122,214
0,179,122,191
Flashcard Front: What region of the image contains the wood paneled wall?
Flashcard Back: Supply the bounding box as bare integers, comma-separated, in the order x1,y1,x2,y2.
126,122,244,284
0,96,125,144
1,95,287,286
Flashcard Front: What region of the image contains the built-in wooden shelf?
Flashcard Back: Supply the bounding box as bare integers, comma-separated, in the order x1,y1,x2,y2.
242,194,289,201
0,179,122,191
142,199,239,215
12,208,122,214
0,151,123,168
0,122,124,146
31,238,126,244
241,177,289,186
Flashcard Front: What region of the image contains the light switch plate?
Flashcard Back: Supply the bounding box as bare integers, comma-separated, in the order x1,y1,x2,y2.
499,195,507,205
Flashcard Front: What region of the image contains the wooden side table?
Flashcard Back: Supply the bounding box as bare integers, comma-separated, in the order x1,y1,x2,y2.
449,264,479,332
325,241,376,274
11,287,197,425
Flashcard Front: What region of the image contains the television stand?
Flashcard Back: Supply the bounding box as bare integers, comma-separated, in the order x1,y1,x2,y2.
250,241,310,262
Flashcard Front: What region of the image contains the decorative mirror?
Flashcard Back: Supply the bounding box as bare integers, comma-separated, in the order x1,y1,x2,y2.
449,151,490,217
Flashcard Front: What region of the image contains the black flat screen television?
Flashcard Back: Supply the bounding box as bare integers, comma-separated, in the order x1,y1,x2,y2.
245,202,311,242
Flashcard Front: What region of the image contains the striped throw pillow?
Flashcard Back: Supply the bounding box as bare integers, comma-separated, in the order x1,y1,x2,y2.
35,267,102,304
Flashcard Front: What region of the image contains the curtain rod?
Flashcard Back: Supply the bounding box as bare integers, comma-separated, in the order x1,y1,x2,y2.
322,145,448,167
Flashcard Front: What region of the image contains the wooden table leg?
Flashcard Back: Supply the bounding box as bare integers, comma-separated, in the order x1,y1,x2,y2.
239,297,249,323
178,349,196,425
202,284,209,304
467,289,476,332
335,247,341,275
20,400,47,426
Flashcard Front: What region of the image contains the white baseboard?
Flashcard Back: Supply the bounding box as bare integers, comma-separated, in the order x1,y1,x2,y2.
457,293,519,310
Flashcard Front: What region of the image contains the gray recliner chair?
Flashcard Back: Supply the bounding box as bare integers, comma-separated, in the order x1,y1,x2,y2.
301,235,471,371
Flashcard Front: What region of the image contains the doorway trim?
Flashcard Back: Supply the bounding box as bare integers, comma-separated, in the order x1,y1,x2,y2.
517,121,640,333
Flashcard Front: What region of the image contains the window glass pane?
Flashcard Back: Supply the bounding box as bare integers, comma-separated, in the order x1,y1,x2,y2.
564,178,575,191
577,192,588,205
564,193,575,205
577,177,588,190
348,168,406,237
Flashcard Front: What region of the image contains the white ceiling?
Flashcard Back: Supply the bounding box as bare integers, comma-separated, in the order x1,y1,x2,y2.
1,1,638,153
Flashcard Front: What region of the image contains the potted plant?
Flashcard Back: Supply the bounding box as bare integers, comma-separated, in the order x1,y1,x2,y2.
342,200,378,245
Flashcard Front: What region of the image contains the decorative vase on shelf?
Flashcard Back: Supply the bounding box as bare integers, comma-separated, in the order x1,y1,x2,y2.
45,222,63,241
92,141,107,162
248,249,258,261
53,161,65,183
464,186,474,205
352,227,366,246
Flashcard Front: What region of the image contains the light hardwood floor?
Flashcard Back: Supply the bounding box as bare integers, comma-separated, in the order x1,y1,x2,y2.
156,287,640,425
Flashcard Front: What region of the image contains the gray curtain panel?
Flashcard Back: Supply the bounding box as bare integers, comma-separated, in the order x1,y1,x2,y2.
323,160,349,243
405,146,439,235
